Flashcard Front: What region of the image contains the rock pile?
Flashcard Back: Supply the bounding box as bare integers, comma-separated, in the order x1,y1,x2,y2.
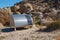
0,0,60,30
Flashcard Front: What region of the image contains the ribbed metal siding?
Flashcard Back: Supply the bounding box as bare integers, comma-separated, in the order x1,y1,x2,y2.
10,14,33,27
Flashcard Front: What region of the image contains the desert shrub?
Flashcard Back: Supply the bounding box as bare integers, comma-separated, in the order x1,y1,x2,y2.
46,20,60,30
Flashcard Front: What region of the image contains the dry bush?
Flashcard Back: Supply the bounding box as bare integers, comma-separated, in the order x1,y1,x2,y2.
0,0,60,27
0,8,12,25
46,20,60,30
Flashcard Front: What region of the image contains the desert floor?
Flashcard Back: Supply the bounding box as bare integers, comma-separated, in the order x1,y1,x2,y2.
0,27,60,40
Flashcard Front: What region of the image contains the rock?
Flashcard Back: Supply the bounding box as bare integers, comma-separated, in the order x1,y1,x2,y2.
0,23,4,28
24,3,34,12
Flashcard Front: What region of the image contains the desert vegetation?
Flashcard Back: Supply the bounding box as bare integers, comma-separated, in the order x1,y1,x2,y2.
0,0,60,40
0,0,60,30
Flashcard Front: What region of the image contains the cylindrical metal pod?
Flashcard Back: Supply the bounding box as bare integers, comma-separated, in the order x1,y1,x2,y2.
10,14,33,28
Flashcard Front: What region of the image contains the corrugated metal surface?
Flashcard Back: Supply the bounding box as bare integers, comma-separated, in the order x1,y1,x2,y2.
10,14,33,27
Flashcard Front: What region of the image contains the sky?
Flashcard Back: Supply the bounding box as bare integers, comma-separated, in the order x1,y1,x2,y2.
0,0,22,8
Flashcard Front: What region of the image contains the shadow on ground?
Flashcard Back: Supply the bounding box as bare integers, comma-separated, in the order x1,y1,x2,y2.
36,27,60,32
1,27,28,32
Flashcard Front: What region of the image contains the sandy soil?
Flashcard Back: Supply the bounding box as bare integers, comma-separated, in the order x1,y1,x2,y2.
0,27,60,40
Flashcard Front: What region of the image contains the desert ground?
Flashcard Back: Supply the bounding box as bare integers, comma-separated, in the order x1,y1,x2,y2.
0,26,60,40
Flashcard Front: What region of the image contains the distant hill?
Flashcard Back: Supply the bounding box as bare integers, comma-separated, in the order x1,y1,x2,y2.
0,0,60,26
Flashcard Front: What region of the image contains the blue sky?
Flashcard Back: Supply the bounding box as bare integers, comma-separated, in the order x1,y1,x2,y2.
0,0,22,8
